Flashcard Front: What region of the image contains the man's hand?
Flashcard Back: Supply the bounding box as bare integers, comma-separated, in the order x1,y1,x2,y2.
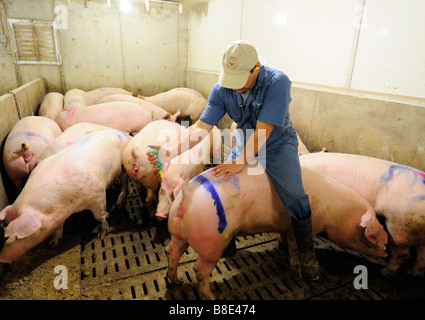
211,162,245,180
146,144,169,168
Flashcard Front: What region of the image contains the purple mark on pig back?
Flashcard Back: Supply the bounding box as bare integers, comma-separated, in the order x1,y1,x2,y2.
418,171,425,184
7,131,49,144
193,174,227,233
380,164,425,187
109,129,131,143
65,98,86,106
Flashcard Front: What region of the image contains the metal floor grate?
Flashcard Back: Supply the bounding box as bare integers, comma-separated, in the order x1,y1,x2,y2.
79,228,425,300
72,179,425,300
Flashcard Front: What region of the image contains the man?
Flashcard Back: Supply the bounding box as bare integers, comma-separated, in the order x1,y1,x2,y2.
147,40,319,281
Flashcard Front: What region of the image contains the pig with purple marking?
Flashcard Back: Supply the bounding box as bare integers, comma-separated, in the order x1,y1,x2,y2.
156,126,222,220
166,165,388,299
55,100,175,136
64,87,132,110
300,152,425,277
3,116,62,191
38,122,111,162
0,129,131,268
95,93,176,121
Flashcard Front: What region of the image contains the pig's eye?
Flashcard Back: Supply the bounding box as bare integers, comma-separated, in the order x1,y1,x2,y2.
369,233,377,239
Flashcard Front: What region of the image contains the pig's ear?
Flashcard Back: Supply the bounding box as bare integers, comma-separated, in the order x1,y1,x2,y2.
4,212,42,243
0,205,12,221
359,211,379,244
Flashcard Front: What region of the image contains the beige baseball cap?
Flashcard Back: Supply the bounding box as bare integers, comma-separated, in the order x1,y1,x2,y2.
218,40,259,89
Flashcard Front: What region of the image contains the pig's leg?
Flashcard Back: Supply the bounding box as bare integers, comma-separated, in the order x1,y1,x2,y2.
145,188,158,218
88,195,109,240
407,245,425,276
193,256,218,300
381,243,410,277
166,236,188,285
278,233,288,248
116,170,129,207
145,187,157,206
48,222,65,248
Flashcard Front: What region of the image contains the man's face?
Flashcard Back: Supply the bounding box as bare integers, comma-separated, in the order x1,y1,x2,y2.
233,66,259,94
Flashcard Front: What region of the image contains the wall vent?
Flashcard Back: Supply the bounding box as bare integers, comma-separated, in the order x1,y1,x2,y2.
7,19,61,65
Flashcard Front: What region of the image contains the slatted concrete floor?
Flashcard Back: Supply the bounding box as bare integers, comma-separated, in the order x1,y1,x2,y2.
1,179,425,300
77,180,425,300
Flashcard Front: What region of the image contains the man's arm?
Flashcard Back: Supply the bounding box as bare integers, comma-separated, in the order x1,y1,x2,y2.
211,121,274,179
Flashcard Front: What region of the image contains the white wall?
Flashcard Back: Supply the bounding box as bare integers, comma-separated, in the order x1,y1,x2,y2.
189,0,242,72
350,0,425,97
188,0,425,99
0,0,188,96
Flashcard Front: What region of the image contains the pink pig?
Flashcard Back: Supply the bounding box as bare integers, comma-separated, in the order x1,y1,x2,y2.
122,120,185,216
3,116,62,191
166,165,388,299
55,101,168,136
38,122,110,162
85,87,132,105
141,87,207,122
64,87,132,111
300,152,425,277
0,129,131,265
64,88,89,110
156,126,221,220
38,92,64,120
95,93,177,120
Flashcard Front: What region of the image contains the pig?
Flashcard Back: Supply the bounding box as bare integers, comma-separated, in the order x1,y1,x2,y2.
0,129,131,266
64,88,89,110
55,101,169,136
95,93,176,120
3,116,62,191
156,126,222,220
299,152,425,277
166,165,388,299
38,92,64,119
64,87,132,111
142,87,207,122
38,122,110,161
122,120,186,216
85,87,132,105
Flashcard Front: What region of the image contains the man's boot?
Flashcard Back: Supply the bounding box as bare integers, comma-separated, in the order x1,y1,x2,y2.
291,216,320,281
